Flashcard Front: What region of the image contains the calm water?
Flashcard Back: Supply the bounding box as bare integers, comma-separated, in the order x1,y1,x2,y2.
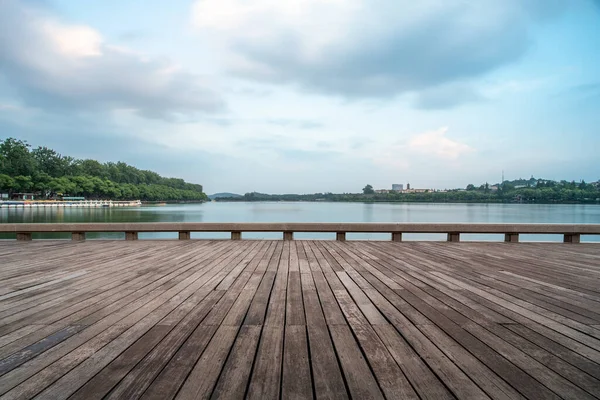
1,202,600,242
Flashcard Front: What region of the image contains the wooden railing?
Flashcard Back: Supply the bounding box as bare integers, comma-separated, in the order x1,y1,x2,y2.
1,223,599,243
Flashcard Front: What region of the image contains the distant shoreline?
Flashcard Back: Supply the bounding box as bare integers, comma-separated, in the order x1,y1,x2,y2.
210,180,600,204
211,199,599,205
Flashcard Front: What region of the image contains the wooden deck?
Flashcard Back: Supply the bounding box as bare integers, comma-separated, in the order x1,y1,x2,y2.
0,240,599,399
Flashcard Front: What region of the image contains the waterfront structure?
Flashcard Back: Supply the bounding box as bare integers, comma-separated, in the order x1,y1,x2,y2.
10,192,35,200
0,199,142,208
0,224,598,399
1,222,594,242
401,188,428,194
392,183,404,191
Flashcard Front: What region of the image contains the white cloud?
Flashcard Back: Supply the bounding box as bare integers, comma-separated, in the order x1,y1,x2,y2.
191,0,569,102
0,1,223,118
192,0,357,60
408,127,474,159
42,22,103,58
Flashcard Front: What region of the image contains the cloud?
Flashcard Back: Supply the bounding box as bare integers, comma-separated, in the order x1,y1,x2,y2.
267,118,324,129
413,83,486,110
0,0,224,119
408,127,474,159
0,104,20,111
191,0,569,105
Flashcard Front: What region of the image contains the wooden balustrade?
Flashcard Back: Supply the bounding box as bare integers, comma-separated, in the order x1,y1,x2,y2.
1,222,598,243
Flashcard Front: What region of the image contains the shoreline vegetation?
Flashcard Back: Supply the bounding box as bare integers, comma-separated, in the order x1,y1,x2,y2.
2,137,598,206
0,138,208,202
215,178,600,204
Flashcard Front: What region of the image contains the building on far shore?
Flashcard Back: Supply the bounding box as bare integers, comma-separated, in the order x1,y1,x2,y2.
402,188,429,193
10,193,35,200
375,183,435,194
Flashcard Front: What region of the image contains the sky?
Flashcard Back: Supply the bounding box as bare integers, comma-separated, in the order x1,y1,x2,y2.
0,0,599,194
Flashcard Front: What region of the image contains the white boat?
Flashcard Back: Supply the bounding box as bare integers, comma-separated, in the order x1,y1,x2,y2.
0,200,142,208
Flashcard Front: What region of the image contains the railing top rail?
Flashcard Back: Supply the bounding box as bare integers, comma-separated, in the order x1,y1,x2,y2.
1,222,599,234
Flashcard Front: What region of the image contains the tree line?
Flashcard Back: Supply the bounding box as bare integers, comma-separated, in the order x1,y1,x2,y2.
0,138,207,201
217,177,600,204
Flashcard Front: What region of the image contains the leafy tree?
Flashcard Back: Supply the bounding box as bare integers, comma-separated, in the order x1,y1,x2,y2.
0,174,15,191
13,175,33,192
78,159,106,178
0,137,208,201
0,138,35,177
362,184,374,194
31,146,72,177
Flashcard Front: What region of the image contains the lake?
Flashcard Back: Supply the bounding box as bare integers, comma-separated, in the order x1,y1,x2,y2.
1,202,600,242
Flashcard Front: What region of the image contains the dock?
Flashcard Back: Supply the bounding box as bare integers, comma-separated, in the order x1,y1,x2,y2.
0,237,599,399
0,200,142,209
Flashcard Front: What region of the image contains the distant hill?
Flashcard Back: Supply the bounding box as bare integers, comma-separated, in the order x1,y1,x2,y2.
209,192,242,199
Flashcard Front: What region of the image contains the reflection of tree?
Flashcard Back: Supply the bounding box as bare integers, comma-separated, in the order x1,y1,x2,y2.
0,204,199,239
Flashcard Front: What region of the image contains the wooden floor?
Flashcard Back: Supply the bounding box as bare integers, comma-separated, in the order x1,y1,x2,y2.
0,241,599,400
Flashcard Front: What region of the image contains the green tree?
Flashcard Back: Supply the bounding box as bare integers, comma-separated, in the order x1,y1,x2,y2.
78,159,106,178
0,138,35,176
31,146,72,177
0,174,15,192
362,184,374,194
13,175,33,192
32,172,52,196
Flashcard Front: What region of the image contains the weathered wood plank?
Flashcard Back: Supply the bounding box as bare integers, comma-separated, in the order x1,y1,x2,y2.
329,324,384,399
246,326,284,400
282,325,313,400
175,325,239,399
211,325,262,399
0,240,598,400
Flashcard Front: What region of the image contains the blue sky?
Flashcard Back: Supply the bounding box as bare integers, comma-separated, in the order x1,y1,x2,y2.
0,0,599,194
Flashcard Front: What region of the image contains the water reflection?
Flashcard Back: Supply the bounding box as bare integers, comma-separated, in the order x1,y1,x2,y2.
362,203,374,222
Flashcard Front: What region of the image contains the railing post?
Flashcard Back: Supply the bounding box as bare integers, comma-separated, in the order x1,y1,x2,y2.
16,232,32,241
178,231,190,240
392,232,402,242
504,233,519,243
336,232,346,241
564,234,580,244
283,231,294,241
72,232,86,241
125,231,138,241
447,232,460,242
231,231,242,240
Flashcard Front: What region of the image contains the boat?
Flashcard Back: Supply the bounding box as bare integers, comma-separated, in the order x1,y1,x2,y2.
0,199,142,209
